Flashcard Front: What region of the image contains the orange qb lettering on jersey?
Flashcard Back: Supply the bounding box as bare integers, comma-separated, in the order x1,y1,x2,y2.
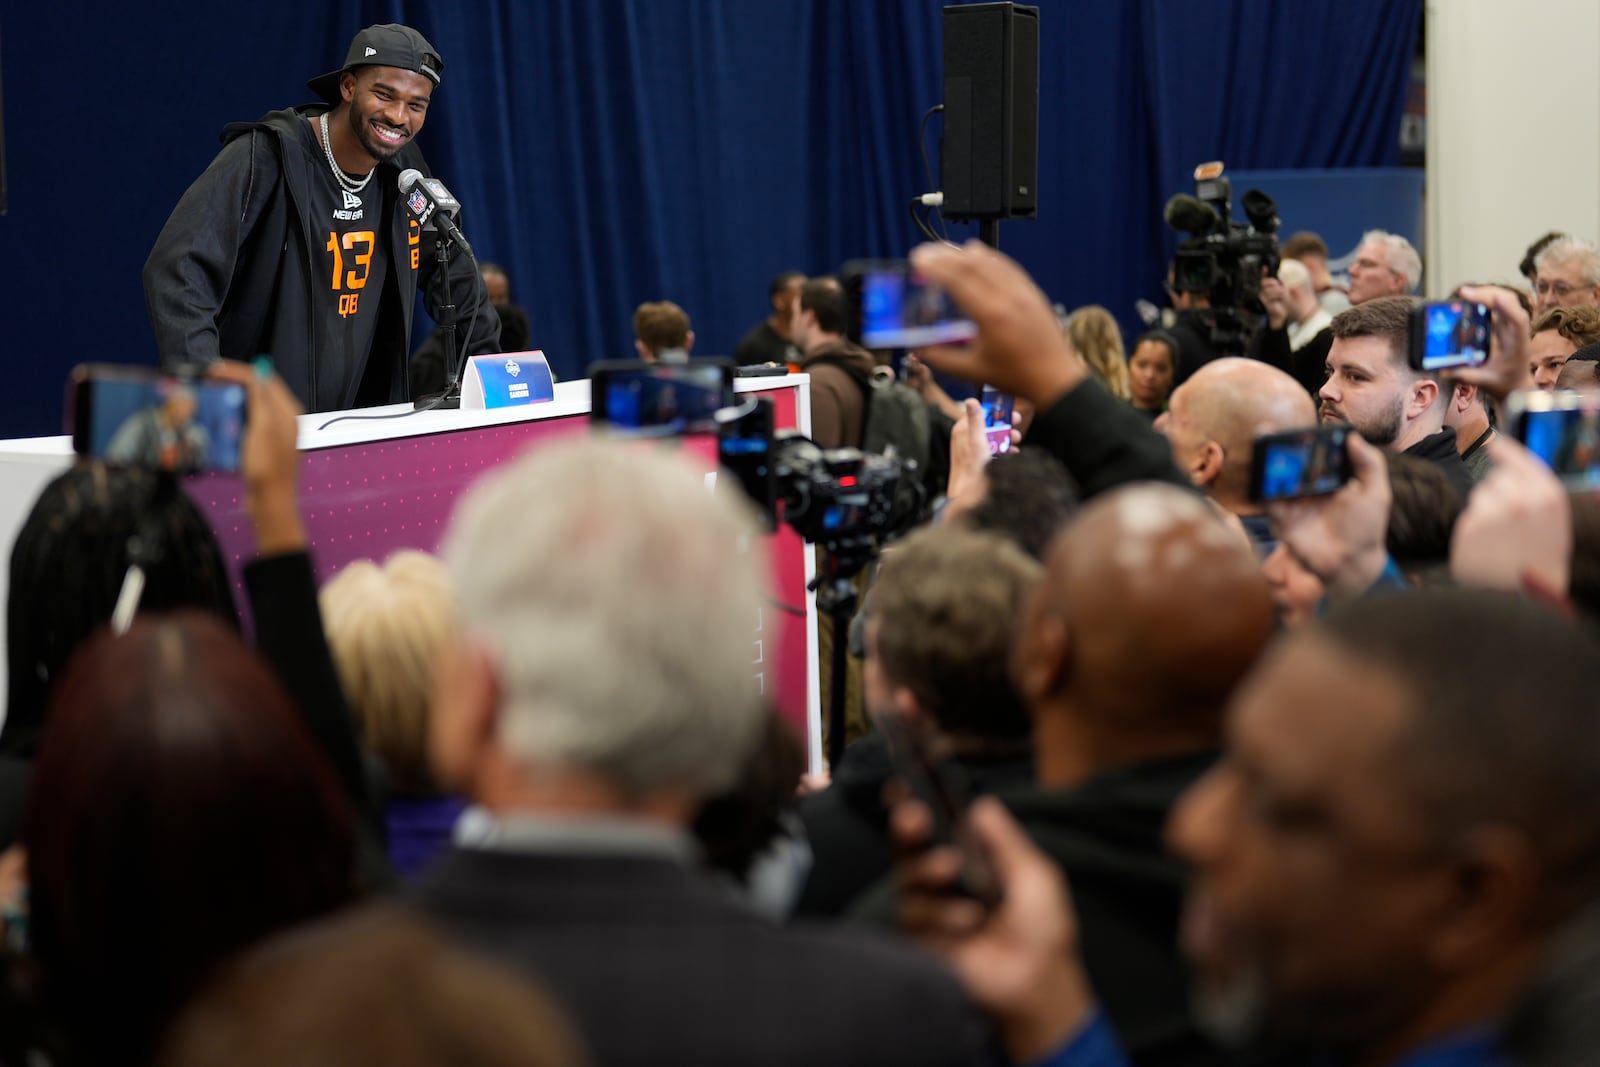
409,219,421,271
339,293,360,318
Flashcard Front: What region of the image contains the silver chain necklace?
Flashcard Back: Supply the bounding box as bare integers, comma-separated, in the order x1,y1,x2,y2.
319,111,374,194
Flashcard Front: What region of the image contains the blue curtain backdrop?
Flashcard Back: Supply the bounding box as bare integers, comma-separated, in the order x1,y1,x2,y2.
0,0,1419,438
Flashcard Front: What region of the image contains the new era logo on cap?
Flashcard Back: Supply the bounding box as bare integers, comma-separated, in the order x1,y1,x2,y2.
364,46,377,56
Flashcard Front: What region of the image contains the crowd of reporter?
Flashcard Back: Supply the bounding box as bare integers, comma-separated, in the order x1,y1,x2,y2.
0,231,1598,1067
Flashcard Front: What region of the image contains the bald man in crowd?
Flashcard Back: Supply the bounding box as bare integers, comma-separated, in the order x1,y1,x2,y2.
1156,357,1317,554
1003,482,1275,1066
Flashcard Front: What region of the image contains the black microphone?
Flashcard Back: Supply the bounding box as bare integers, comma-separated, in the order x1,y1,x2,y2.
398,169,473,255
1163,193,1220,237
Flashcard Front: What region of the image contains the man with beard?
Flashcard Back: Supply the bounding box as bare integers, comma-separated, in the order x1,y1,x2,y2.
1166,590,1600,1066
1317,296,1474,498
144,25,499,412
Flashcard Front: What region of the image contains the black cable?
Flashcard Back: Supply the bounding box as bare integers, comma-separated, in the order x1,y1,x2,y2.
766,597,807,619
908,199,941,244
918,104,949,239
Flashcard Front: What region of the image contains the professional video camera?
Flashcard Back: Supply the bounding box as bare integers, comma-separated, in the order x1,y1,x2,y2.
718,398,920,574
587,358,923,765
585,359,921,572
1164,161,1281,355
719,398,921,766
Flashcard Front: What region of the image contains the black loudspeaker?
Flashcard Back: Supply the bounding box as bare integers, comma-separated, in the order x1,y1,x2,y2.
941,2,1039,221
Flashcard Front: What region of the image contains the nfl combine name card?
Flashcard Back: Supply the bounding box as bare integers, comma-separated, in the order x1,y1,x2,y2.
461,351,556,409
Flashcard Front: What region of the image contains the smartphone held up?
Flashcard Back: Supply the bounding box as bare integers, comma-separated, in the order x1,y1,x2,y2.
1409,300,1491,372
980,385,1014,456
1509,389,1600,490
1250,425,1353,503
68,364,248,475
844,260,976,351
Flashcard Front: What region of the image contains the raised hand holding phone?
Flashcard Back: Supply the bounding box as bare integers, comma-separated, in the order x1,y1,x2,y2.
207,360,307,556
1451,436,1572,599
1249,425,1353,503
69,364,248,475
891,795,1096,1064
905,241,1088,408
879,715,1001,909
1408,300,1491,373
942,398,992,524
1266,432,1392,600
1443,285,1535,401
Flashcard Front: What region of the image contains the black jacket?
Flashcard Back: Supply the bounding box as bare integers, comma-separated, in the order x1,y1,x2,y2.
144,106,499,412
794,732,1033,918
844,751,1230,1067
1024,378,1191,501
1005,753,1229,1067
1403,427,1476,500
1169,309,1223,386
1251,322,1332,403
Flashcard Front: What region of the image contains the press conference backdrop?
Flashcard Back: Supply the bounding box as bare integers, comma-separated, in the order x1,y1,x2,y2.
0,0,1419,439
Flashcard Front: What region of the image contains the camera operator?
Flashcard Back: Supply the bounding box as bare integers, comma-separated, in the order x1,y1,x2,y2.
1166,262,1222,386
1154,356,1317,556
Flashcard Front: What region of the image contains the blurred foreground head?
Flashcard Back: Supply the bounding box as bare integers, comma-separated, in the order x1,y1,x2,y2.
3,462,237,760
1170,589,1600,1060
1016,482,1275,786
157,907,587,1067
26,611,354,1066
434,439,767,815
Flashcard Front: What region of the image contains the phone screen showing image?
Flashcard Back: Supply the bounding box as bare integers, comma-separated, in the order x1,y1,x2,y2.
980,385,1014,456
1415,301,1491,372
858,266,978,349
1519,403,1600,490
75,371,248,475
1251,426,1352,502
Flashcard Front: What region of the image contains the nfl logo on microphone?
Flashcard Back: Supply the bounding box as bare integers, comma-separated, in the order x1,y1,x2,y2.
408,190,428,216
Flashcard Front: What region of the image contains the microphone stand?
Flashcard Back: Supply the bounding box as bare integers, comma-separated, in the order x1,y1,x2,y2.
414,232,462,410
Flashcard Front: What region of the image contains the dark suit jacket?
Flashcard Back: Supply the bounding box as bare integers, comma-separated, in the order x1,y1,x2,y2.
1251,322,1332,403
415,846,988,1066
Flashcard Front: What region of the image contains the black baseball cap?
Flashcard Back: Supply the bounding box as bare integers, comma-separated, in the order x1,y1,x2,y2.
308,24,444,104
